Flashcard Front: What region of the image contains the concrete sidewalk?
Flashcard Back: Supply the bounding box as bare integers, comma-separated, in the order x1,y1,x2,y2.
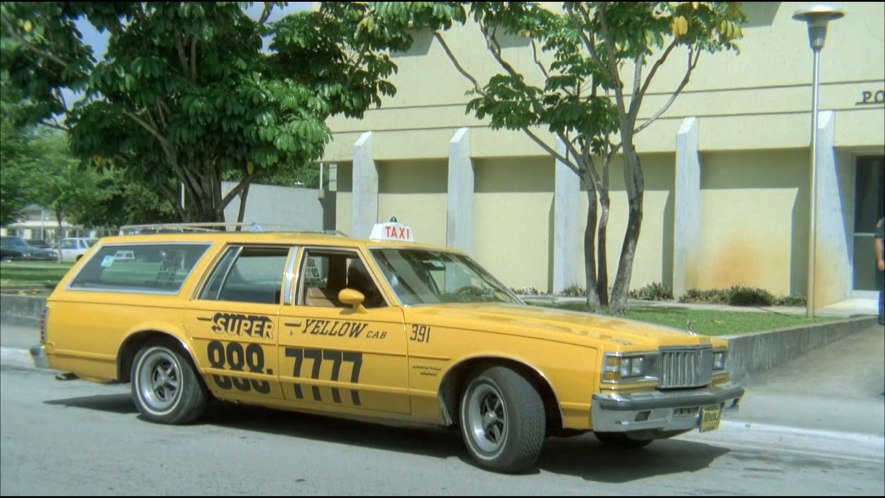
523,295,879,319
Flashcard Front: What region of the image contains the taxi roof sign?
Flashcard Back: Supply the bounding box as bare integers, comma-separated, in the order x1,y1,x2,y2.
370,218,414,242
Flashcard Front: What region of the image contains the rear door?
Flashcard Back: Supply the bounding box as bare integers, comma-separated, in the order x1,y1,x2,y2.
184,244,293,402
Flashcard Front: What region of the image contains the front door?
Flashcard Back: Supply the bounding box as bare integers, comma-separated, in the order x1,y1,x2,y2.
277,247,410,416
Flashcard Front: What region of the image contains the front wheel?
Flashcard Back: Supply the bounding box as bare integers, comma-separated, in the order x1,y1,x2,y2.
131,340,207,424
459,366,545,473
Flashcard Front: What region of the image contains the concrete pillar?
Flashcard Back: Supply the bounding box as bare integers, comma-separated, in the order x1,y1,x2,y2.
352,132,378,239
446,128,474,253
553,137,580,293
673,117,701,298
322,163,338,232
813,111,850,306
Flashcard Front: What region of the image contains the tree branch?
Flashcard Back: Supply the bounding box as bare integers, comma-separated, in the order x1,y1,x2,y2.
433,32,484,94
257,2,274,25
1,15,70,69
122,110,176,164
175,32,189,74
530,38,550,80
570,4,616,82
190,37,198,82
634,47,701,135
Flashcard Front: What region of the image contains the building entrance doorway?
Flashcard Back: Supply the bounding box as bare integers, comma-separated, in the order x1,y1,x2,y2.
852,156,884,293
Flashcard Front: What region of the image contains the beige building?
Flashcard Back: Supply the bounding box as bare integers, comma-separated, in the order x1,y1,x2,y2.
320,2,885,307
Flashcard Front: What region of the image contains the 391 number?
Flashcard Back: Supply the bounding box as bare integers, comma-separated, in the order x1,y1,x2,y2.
410,324,431,343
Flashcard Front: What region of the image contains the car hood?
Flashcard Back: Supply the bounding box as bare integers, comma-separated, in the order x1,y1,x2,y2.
404,302,717,349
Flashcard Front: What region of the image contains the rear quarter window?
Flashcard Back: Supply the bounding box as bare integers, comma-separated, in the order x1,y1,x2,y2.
69,243,210,293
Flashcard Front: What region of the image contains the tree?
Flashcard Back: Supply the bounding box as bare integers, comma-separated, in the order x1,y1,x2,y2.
398,2,745,314
1,2,425,222
0,118,36,225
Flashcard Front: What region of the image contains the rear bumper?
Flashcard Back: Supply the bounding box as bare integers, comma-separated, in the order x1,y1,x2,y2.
591,384,744,434
30,344,49,369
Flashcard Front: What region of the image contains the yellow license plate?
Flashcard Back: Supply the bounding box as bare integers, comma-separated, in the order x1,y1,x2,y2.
700,405,721,432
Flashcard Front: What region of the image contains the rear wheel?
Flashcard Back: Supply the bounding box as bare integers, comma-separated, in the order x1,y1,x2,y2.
131,340,207,424
594,432,654,449
459,366,545,473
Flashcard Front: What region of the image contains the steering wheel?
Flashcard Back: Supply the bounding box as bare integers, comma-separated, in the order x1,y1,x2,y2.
454,285,485,297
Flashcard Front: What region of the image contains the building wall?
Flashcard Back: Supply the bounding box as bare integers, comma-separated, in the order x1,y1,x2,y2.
222,182,324,232
323,2,885,297
378,159,448,247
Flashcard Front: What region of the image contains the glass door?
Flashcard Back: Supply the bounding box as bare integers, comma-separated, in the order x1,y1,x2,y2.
852,156,885,292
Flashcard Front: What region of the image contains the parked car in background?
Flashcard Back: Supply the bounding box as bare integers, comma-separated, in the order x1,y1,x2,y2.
25,239,52,249
0,236,58,261
58,237,99,262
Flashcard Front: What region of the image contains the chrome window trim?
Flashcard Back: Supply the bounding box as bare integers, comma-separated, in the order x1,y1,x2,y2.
283,245,300,305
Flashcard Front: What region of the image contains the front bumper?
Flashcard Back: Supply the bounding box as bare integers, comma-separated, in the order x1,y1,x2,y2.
591,384,744,434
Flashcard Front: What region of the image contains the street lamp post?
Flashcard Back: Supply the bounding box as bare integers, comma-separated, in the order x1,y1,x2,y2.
792,4,844,318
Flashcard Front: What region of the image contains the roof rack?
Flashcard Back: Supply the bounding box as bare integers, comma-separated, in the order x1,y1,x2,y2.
118,223,350,237
120,222,268,234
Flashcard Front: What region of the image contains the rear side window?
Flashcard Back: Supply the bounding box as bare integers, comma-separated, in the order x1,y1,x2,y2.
198,246,290,304
69,243,210,293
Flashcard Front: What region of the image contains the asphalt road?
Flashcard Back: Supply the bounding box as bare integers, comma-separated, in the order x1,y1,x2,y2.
1,322,883,495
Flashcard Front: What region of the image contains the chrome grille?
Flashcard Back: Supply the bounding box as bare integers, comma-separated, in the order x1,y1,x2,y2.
660,346,713,388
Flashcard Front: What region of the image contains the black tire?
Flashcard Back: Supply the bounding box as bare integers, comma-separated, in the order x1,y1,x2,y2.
594,431,654,449
131,339,207,424
459,366,545,473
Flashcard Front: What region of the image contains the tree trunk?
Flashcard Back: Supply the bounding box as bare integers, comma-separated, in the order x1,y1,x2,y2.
55,211,64,263
596,191,610,307
582,175,602,312
235,176,251,231
610,147,644,315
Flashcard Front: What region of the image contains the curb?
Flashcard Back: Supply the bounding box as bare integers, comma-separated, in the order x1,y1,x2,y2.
1,347,36,370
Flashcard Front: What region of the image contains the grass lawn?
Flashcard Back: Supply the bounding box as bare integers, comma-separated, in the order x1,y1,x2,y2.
0,261,72,289
532,301,839,336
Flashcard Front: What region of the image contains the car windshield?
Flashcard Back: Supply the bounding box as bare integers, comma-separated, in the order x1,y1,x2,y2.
370,248,522,306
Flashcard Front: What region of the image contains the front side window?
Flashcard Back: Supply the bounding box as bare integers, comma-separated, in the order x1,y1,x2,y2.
370,249,521,306
298,250,386,308
199,246,290,304
69,243,210,293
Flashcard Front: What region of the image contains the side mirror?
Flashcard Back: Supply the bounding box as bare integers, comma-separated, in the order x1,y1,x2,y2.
339,288,366,313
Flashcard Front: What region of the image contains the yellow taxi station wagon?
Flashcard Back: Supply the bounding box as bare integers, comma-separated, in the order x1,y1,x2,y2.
36,221,744,473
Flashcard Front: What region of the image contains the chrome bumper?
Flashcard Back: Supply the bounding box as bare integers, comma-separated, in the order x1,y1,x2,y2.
591,384,744,434
30,344,49,369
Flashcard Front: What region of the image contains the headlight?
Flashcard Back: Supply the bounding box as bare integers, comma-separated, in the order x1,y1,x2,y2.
712,350,727,371
602,352,658,383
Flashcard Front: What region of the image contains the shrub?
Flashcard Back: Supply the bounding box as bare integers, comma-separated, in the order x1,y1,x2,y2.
511,285,543,296
680,286,785,307
680,288,729,304
726,286,774,306
775,294,806,306
630,282,673,301
560,284,586,297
